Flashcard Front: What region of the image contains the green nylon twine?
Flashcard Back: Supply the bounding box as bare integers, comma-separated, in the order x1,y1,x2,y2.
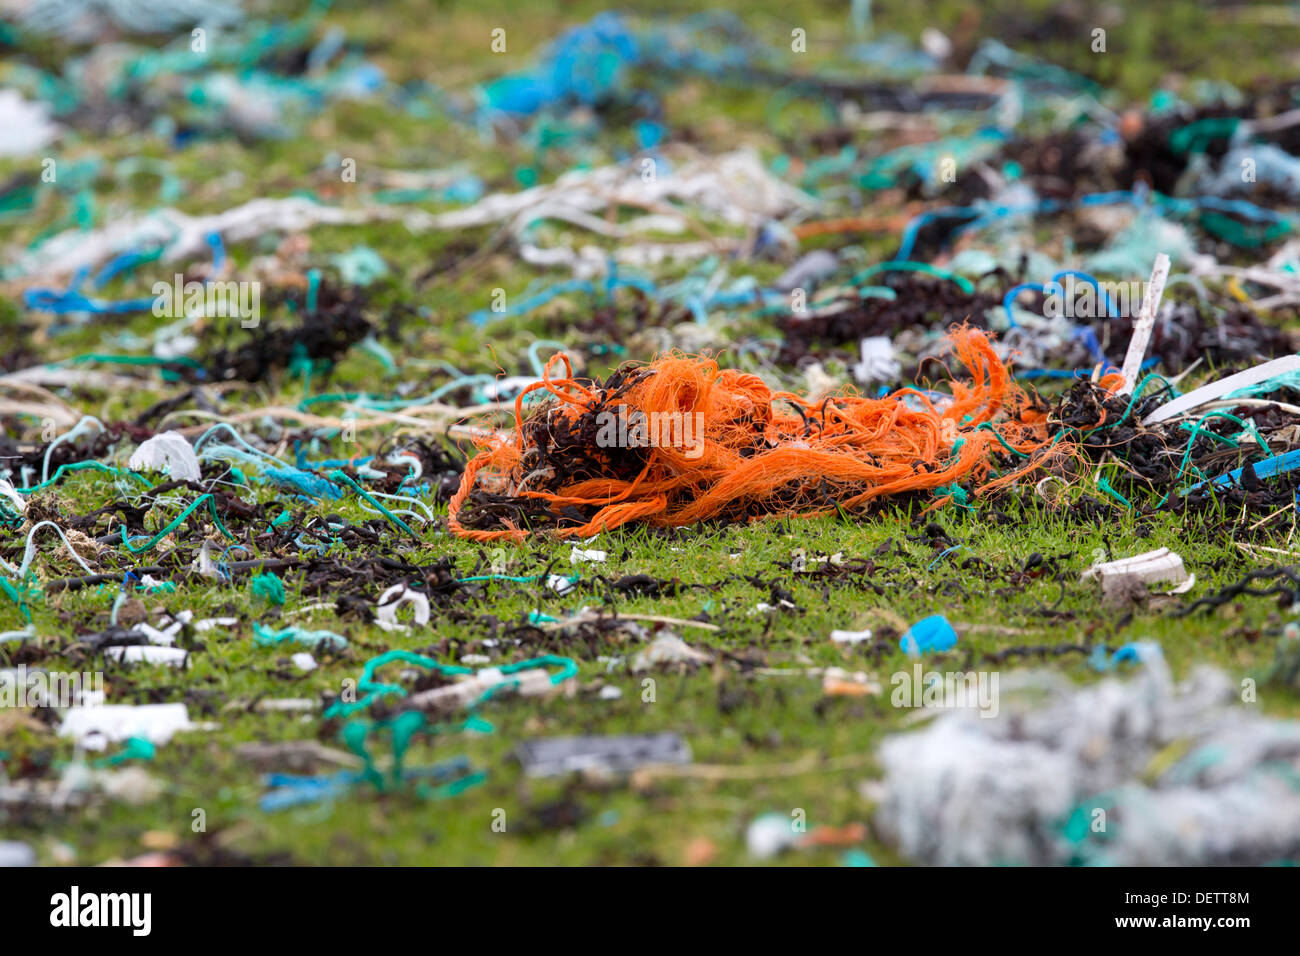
249,572,286,605
119,494,237,553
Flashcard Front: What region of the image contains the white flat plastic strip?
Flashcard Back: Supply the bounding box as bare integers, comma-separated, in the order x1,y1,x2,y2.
1119,253,1170,394
1142,355,1300,424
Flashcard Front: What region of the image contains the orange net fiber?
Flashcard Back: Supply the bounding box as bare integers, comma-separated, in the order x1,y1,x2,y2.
449,327,1052,541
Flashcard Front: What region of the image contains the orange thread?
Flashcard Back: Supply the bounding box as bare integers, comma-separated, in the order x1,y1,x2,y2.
449,327,1051,539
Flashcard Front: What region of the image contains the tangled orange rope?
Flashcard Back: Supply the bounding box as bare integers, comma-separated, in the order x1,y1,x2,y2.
449,327,1052,541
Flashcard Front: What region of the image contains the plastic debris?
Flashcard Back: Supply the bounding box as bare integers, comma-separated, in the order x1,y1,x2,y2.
876,654,1300,865
0,841,36,867
899,615,958,657
249,572,286,605
11,0,244,40
104,646,188,667
1117,253,1171,394
59,703,199,751
403,664,565,714
515,733,691,777
8,197,432,283
236,741,359,772
127,431,202,482
1083,548,1190,600
851,336,901,385
829,627,873,645
631,633,712,672
374,584,431,631
822,668,881,697
1144,355,1300,425
4,1,1300,872
450,329,1051,540
746,812,801,859
0,89,60,157
774,250,840,294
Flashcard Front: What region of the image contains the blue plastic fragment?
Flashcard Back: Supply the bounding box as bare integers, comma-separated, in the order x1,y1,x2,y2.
1109,641,1162,668
1179,448,1300,499
899,614,958,657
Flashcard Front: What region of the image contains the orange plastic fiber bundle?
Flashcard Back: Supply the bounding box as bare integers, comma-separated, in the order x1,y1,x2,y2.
449,327,1049,541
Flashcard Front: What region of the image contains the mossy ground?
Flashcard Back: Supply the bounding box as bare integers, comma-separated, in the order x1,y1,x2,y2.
2,1,1298,865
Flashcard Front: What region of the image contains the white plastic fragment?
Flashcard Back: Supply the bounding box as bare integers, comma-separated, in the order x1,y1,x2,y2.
1082,547,1189,599
547,574,577,595
746,813,801,859
193,616,239,632
59,703,197,751
131,618,184,646
751,599,796,614
404,666,561,713
773,249,839,293
0,841,35,867
254,699,316,713
192,540,224,579
432,149,813,234
851,336,901,385
570,547,607,564
1118,252,1171,394
0,89,60,157
103,646,188,667
374,584,430,632
291,653,317,672
830,628,874,645
920,27,953,60
1143,355,1300,424
128,431,202,482
631,633,712,672
96,766,166,806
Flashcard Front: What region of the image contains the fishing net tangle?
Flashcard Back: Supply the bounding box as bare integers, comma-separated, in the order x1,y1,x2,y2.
449,327,1055,541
